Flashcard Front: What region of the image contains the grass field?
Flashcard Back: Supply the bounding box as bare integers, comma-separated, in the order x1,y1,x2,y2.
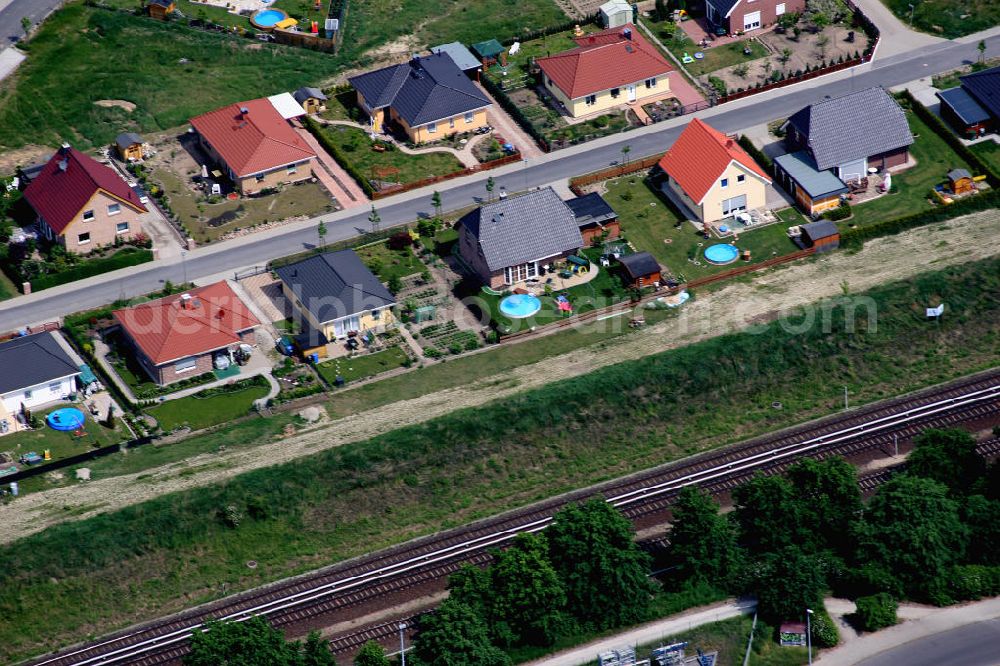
2,256,998,663
314,346,410,385
1,406,125,465
971,141,1000,176
144,378,269,431
0,4,336,150
355,241,426,282
318,125,465,186
0,268,16,300
883,0,999,38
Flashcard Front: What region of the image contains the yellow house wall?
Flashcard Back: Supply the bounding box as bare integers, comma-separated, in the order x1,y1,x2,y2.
237,160,314,195
665,177,705,222
396,107,489,144
357,92,386,133
59,190,144,254
699,162,769,223
320,307,396,340
544,74,671,118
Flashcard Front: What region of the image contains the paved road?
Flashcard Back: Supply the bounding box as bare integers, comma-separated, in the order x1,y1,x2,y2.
854,618,1000,666
0,0,59,47
0,33,997,331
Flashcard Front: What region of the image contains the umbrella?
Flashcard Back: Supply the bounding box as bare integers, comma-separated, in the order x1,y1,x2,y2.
882,172,891,192
201,164,208,179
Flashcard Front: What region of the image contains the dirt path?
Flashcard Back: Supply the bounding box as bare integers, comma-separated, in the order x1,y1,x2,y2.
3,211,999,545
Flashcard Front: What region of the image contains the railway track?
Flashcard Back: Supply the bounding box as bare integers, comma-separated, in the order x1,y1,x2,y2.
27,369,1000,666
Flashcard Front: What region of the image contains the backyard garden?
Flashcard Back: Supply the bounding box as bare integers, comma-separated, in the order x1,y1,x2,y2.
314,345,410,385
354,236,427,285
143,375,270,431
883,0,999,38
0,406,126,469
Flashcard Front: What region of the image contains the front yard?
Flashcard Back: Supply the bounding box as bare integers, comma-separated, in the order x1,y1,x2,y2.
882,0,999,38
355,239,427,284
653,22,769,77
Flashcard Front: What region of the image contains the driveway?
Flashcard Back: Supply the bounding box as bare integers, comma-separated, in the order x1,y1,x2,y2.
477,83,545,159
850,0,946,60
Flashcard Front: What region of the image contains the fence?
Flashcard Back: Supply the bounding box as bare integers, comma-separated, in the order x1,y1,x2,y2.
370,152,524,199
686,248,815,289
1,435,155,485
569,153,665,193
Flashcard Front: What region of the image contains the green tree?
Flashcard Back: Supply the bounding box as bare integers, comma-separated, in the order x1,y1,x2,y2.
485,176,495,202
488,533,566,646
811,11,829,31
960,494,1000,565
749,546,826,621
546,498,656,629
368,205,381,234
978,39,987,65
732,474,806,555
353,640,389,666
855,476,968,598
387,275,403,294
620,145,631,167
20,16,30,34
414,599,511,666
317,220,327,249
667,487,739,589
302,632,337,666
787,458,862,556
448,564,491,617
907,429,985,495
431,190,442,219
184,617,306,666
853,593,897,632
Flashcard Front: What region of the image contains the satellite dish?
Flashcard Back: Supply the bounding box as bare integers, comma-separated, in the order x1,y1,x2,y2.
509,41,521,55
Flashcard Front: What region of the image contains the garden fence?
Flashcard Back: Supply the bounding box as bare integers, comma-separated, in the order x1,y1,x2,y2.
569,153,665,192
370,152,524,200
0,436,155,486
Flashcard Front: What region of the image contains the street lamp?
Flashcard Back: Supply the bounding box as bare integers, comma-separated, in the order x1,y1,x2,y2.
180,250,188,285
398,622,407,666
806,608,814,665
522,158,529,192
908,3,915,26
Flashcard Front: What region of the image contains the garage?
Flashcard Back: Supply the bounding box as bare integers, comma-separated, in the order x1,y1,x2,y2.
743,11,761,30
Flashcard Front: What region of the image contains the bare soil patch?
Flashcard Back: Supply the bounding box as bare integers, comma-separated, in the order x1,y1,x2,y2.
0,145,55,174
94,99,137,112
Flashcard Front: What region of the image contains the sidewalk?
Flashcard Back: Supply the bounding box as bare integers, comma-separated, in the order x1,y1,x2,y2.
850,0,945,60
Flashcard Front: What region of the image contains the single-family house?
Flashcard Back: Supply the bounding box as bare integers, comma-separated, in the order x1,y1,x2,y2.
275,250,397,343
23,145,147,254
618,252,661,288
773,150,849,215
784,87,914,183
536,25,673,119
600,0,633,28
937,65,1000,138
658,118,771,223
565,192,620,245
190,95,315,195
146,0,175,19
349,53,492,144
705,0,804,35
457,187,584,288
431,42,483,79
0,332,81,436
113,281,260,386
115,133,145,161
292,87,328,115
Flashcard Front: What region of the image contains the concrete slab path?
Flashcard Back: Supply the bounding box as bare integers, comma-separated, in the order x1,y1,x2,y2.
294,126,369,208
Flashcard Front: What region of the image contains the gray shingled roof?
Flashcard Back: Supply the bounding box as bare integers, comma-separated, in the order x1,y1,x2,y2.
618,252,660,280
293,87,328,105
275,250,396,325
774,151,849,199
960,65,1000,118
348,52,491,127
115,132,143,150
458,187,583,272
704,0,741,19
785,87,914,172
801,220,839,242
431,42,481,72
0,331,80,396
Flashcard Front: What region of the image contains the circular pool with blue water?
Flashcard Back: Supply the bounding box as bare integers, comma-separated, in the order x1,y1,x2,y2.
499,293,542,319
250,8,288,29
46,408,85,432
704,243,739,265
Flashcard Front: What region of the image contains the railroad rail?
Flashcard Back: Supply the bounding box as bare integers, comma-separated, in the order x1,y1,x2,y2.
27,369,1000,666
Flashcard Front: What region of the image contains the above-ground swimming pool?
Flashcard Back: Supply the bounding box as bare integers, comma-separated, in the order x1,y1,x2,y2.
704,243,739,265
499,293,542,319
46,408,85,432
250,8,288,28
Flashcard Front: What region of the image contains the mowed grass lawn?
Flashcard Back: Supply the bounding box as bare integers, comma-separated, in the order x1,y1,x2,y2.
144,379,269,431
1,406,125,464
971,140,1000,176
319,125,465,186
0,4,336,149
604,177,798,282
315,346,410,385
355,241,425,282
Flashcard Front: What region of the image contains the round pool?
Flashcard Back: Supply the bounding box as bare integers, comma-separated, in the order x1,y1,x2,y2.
250,8,288,29
46,408,85,432
499,293,542,319
704,243,740,265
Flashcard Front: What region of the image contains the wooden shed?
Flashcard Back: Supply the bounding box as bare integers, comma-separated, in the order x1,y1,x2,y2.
948,168,974,194
146,0,176,19
618,251,662,289
799,220,840,253
115,132,144,161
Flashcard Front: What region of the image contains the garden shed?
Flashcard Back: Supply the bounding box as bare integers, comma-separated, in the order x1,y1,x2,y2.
799,220,840,253
599,0,633,28
618,251,661,288
947,168,973,194
471,39,504,67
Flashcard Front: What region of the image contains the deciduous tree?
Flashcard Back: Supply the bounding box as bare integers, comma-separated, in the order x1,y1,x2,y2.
732,474,806,555
787,458,861,556
907,428,985,495
185,617,330,666
353,641,389,666
748,546,826,621
667,487,739,589
414,599,511,666
488,533,566,646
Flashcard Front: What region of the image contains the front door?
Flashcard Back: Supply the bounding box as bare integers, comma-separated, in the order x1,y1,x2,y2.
743,11,761,31
627,84,637,102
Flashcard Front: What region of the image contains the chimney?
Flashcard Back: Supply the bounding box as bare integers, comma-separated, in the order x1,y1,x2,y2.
239,106,249,116
59,143,71,153
180,293,192,309
623,27,632,40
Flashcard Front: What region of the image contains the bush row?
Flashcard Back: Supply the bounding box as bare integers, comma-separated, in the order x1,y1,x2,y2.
737,134,772,172
301,116,375,196
30,248,153,291
498,13,598,46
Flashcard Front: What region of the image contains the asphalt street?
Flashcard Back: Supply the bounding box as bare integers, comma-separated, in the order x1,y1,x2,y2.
854,618,1000,666
0,33,997,330
0,0,59,45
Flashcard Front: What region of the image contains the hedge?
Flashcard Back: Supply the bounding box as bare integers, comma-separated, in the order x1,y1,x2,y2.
480,75,550,153
30,247,153,292
949,565,1000,601
737,134,772,172
302,116,376,197
853,593,897,632
499,13,598,45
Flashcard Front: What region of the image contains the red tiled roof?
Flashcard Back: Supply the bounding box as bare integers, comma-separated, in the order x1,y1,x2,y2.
657,118,771,204
536,24,673,100
23,146,147,235
189,98,315,178
114,281,260,366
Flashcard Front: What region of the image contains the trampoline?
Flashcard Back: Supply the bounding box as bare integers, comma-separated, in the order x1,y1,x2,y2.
46,408,85,432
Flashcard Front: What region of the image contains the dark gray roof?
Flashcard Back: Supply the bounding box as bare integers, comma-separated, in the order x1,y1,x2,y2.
431,42,481,72
275,249,396,324
948,168,971,180
705,0,741,19
786,87,914,172
960,65,1000,119
566,192,618,228
801,220,839,241
348,53,491,127
937,87,991,126
115,132,143,150
774,151,849,199
293,87,328,105
0,331,80,395
618,252,660,280
458,187,583,272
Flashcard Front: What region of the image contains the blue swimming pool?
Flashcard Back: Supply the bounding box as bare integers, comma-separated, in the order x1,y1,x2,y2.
704,243,739,265
499,294,542,319
46,408,85,432
250,8,287,27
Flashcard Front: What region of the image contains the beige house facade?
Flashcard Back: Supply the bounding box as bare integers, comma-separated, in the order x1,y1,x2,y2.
665,160,769,223
42,189,145,253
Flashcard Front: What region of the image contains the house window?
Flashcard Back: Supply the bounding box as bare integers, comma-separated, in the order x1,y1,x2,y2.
82,209,95,222
174,357,198,374
645,78,657,89
720,178,729,188
78,232,91,245
611,88,620,99
256,174,265,183
465,111,475,123
372,309,381,320
287,164,298,175
23,389,32,400
107,203,121,215
49,382,62,393
116,222,129,234
447,117,455,129
737,174,746,183
585,94,597,106
427,121,437,134
776,2,786,14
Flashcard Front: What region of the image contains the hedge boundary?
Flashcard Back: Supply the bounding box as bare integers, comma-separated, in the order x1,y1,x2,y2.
302,116,376,197
29,248,153,292
737,134,773,172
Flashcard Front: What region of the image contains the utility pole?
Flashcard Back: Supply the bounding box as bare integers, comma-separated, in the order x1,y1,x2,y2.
893,432,899,457
398,622,407,666
806,608,814,665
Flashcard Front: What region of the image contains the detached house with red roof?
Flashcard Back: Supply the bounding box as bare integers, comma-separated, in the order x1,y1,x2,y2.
113,281,260,386
190,95,316,195
536,24,673,119
657,118,771,223
23,145,147,254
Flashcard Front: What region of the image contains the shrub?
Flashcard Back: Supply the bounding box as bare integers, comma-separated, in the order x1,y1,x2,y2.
737,135,772,171
388,231,414,251
853,593,897,631
949,565,1000,600
822,202,852,221
708,76,727,96
809,609,839,648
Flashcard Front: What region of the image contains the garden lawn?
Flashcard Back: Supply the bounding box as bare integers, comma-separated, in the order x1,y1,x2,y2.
319,125,464,186
846,110,978,228
0,268,16,299
144,379,269,431
882,0,999,38
355,241,425,282
603,177,798,281
314,346,409,385
971,141,1000,177
633,614,810,666
655,23,769,77
0,4,336,150
1,406,125,465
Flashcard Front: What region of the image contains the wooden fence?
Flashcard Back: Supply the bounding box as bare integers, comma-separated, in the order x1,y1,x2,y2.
370,152,524,200
568,153,665,193
686,248,815,289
